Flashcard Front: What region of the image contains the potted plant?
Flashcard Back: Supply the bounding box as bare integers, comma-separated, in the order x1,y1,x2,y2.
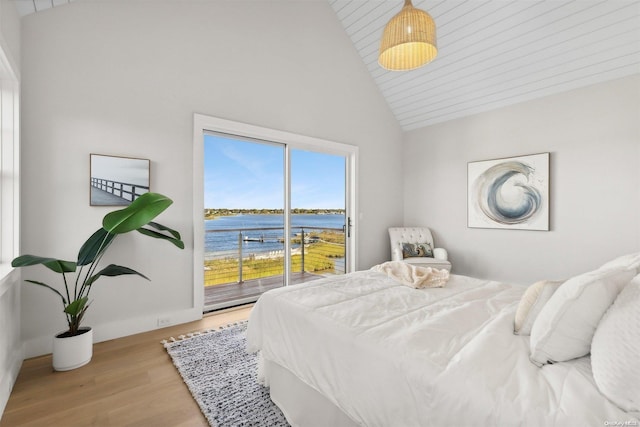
12,192,184,371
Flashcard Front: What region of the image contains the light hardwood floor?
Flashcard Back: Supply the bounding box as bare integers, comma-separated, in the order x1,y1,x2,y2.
1,305,253,427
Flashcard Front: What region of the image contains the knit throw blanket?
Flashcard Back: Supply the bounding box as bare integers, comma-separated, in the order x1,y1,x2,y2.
371,261,450,288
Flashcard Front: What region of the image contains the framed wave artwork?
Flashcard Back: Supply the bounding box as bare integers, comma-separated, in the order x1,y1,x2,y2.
468,153,549,231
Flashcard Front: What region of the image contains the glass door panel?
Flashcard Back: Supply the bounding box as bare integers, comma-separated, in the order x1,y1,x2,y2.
203,134,285,311
289,149,347,284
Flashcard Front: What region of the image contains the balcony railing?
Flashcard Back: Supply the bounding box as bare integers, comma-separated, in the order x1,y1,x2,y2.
90,177,149,202
204,226,345,287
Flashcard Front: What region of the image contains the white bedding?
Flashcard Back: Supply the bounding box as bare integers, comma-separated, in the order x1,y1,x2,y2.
246,271,640,426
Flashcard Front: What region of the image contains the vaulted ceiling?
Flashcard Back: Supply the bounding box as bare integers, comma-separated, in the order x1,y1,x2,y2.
330,0,640,130
13,0,640,131
12,0,75,16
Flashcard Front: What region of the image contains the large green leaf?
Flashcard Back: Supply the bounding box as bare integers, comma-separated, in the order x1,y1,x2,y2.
12,255,76,273
24,279,68,306
147,221,182,240
137,226,185,249
64,297,89,316
85,264,150,288
102,193,173,235
77,228,116,266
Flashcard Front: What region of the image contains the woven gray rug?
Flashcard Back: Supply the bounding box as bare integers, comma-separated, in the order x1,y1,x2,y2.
163,321,289,427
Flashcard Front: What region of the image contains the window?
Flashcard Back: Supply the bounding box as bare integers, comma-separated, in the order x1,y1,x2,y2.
0,47,20,276
193,114,357,312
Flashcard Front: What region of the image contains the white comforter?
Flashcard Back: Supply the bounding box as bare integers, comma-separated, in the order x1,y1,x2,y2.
246,271,639,426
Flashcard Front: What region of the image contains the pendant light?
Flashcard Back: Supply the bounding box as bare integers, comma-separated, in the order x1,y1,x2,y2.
378,0,437,71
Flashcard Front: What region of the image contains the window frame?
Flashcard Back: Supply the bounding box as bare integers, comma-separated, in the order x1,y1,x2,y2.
192,113,358,312
0,44,20,280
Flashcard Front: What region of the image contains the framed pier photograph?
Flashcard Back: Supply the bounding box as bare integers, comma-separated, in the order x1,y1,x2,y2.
90,154,150,206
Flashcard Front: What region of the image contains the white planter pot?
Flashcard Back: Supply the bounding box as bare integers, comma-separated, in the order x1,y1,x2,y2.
52,327,93,371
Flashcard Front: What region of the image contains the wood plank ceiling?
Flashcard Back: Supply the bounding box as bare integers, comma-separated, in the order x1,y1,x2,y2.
12,0,75,16
13,0,640,131
330,0,640,130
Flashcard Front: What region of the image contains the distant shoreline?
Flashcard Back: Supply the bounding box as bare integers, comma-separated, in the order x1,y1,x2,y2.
204,208,345,220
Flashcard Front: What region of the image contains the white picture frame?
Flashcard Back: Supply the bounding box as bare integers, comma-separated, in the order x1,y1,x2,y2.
468,153,549,230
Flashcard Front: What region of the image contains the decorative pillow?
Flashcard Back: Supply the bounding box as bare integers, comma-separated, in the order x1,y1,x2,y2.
591,275,640,412
514,280,563,335
401,242,433,258
529,267,635,366
599,252,640,274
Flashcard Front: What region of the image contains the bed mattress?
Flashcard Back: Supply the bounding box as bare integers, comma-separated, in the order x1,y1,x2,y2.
246,270,639,426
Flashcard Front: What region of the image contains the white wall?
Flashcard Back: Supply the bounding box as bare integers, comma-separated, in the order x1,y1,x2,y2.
0,0,21,418
403,75,640,285
0,271,21,418
20,1,403,357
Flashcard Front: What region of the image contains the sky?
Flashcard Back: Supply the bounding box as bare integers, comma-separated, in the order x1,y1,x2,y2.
91,154,149,186
204,134,345,209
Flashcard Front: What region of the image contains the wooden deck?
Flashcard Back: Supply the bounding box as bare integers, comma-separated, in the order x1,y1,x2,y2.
204,271,325,310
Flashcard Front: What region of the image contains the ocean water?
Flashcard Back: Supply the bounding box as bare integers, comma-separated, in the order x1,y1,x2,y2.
204,214,345,259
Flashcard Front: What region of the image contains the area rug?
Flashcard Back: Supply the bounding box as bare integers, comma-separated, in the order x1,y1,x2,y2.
162,321,289,427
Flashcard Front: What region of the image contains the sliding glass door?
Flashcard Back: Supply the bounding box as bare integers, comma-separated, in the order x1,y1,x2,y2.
201,132,352,312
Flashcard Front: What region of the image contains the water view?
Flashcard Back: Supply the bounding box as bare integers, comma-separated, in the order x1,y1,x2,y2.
204,213,346,287
205,213,345,259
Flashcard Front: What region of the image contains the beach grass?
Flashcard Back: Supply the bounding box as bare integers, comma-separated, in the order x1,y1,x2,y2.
204,240,345,286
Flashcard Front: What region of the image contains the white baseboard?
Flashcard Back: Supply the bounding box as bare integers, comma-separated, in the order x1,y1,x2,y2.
0,268,22,421
0,346,24,421
23,307,203,359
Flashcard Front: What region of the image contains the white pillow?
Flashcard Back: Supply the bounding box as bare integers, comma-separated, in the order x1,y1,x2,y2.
529,267,635,366
591,275,640,412
599,252,640,274
514,280,563,335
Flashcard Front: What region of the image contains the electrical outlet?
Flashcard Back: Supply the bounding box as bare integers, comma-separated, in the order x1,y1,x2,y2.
157,317,171,327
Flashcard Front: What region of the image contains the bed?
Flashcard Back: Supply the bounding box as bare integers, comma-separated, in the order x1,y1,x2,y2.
246,261,640,426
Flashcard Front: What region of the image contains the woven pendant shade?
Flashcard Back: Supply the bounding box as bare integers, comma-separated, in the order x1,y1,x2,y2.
378,0,437,71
